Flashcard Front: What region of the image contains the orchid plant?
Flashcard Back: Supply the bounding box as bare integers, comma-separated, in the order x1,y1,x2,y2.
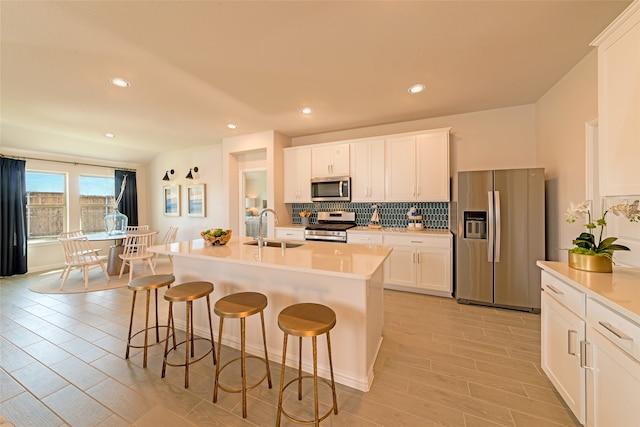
566,199,639,259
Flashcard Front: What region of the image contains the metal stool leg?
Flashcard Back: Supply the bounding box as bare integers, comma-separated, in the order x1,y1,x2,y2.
206,295,216,365
161,301,173,378
327,331,338,415
143,289,150,367
213,317,224,403
298,336,303,400
125,290,137,360
260,310,272,388
241,317,247,418
185,300,191,388
276,333,289,427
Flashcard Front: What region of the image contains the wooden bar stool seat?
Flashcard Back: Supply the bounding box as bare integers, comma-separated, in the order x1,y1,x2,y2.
161,281,217,388
276,303,338,426
125,274,176,368
213,292,272,418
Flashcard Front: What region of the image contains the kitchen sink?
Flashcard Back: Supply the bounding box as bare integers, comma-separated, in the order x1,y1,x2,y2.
243,240,305,249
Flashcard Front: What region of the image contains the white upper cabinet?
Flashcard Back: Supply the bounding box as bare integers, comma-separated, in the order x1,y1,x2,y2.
593,2,640,196
311,143,350,177
350,138,385,202
385,128,450,201
284,147,311,203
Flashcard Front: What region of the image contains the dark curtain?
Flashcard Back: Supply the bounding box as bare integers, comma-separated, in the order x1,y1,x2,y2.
0,157,28,276
115,170,139,226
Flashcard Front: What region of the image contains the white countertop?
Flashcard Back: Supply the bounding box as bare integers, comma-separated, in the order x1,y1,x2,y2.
537,261,640,324
149,237,392,280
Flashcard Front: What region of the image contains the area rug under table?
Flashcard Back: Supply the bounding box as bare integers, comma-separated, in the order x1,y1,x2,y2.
29,259,173,294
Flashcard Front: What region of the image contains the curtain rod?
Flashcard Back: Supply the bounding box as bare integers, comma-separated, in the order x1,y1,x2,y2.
0,154,136,172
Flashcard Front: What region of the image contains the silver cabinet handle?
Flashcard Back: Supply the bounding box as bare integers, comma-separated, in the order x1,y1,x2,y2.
546,285,564,295
568,330,578,356
580,340,593,370
410,240,423,244
599,321,633,340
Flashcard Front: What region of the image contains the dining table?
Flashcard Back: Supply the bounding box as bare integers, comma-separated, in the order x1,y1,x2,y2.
87,230,158,276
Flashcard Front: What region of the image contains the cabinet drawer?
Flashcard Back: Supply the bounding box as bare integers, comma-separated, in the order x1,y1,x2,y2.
383,234,451,248
541,271,585,318
587,298,640,363
275,228,305,241
347,233,384,245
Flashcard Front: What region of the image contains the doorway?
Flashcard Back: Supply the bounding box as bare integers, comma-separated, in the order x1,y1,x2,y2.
241,169,267,238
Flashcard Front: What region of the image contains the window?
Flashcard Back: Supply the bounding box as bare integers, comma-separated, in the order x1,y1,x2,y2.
26,171,66,239
80,175,115,233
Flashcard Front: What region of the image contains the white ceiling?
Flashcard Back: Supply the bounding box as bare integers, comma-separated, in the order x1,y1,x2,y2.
0,1,631,164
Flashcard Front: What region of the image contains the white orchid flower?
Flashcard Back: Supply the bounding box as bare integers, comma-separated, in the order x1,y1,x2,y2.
610,199,640,222
565,200,590,223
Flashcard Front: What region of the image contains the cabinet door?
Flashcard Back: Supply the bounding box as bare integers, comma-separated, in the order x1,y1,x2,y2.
385,135,416,201
351,139,385,202
275,227,305,241
416,132,449,201
597,6,640,196
284,148,311,203
311,144,349,177
416,247,451,295
384,245,416,287
586,327,640,427
541,292,586,424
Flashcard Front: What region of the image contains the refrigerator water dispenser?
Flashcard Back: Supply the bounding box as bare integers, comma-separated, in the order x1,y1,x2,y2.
463,211,487,240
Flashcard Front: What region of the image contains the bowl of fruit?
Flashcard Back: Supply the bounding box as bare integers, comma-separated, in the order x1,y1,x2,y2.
201,228,232,245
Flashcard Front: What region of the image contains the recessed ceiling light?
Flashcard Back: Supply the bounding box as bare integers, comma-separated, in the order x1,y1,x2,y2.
301,107,313,115
227,123,238,130
110,77,131,88
104,132,115,138
408,84,426,94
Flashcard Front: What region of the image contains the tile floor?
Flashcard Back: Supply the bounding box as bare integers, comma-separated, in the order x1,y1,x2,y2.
0,264,580,426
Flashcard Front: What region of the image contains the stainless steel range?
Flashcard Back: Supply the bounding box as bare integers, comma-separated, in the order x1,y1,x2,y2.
304,211,356,242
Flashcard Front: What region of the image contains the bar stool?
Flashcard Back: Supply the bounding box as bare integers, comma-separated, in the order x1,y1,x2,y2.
125,274,175,368
213,292,272,418
161,281,217,388
276,303,338,426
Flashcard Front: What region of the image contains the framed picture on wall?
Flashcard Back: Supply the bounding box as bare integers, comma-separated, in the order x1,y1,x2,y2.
163,185,180,216
187,184,206,217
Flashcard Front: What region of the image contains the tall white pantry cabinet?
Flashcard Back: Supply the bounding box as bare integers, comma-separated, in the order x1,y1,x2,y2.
592,1,640,197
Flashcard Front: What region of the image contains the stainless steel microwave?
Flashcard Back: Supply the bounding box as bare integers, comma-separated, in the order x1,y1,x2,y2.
310,176,351,202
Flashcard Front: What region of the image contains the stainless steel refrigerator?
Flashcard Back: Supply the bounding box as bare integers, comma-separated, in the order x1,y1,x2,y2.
456,168,545,312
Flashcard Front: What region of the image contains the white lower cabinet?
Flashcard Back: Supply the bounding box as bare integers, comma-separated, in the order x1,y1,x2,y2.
382,233,452,297
541,290,586,424
539,265,640,426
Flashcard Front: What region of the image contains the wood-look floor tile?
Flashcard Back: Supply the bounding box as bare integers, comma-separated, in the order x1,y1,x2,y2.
50,355,109,390
464,412,514,427
132,405,197,426
43,384,112,426
0,369,26,402
451,344,540,374
376,357,470,396
1,324,44,348
510,409,579,427
408,380,515,426
0,391,64,426
86,378,154,424
0,338,36,372
468,383,579,426
22,340,72,366
434,333,511,357
11,361,68,399
429,360,528,397
475,360,552,389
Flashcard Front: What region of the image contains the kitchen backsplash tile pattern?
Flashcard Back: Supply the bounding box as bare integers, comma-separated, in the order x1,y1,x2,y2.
292,202,449,229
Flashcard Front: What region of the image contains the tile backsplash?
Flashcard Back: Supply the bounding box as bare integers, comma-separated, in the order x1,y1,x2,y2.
291,202,449,229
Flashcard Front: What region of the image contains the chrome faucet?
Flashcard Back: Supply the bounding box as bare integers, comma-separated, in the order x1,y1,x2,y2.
257,208,279,247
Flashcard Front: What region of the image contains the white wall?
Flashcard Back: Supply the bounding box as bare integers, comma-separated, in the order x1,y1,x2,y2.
149,144,225,243
535,50,599,262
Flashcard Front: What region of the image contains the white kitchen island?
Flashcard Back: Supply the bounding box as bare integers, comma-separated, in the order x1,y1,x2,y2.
148,237,392,392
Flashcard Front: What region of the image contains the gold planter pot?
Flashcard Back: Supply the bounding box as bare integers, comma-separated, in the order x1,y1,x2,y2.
568,252,612,273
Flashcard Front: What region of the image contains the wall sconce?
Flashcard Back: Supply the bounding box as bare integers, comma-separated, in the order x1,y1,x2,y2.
162,169,174,181
185,166,199,179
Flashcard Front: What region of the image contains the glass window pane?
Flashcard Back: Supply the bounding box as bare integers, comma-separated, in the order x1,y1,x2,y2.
26,171,66,238
80,175,115,233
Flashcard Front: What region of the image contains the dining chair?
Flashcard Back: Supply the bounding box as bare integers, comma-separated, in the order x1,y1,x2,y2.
58,236,110,290
154,226,179,267
119,231,157,282
57,230,103,277
126,225,150,231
